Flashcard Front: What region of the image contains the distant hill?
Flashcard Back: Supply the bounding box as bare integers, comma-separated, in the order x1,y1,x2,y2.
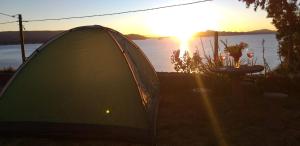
0,31,63,45
248,29,276,34
194,29,276,37
0,29,276,45
0,31,148,45
126,34,147,40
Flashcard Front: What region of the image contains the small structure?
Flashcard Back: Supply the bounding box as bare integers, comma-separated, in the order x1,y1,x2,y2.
0,25,159,143
211,65,264,102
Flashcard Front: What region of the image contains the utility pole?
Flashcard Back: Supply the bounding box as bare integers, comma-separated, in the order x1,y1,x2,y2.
18,14,26,63
214,31,219,64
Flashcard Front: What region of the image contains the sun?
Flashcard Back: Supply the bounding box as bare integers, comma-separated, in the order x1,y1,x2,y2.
145,2,220,56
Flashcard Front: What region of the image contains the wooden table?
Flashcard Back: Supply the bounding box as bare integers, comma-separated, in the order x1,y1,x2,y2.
211,65,264,107
211,65,264,75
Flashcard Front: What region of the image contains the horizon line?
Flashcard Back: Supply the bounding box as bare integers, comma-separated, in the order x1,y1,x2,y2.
0,28,277,36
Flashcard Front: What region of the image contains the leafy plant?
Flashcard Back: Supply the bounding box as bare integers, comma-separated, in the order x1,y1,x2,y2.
171,50,195,73
239,0,300,73
170,48,220,74
0,67,15,73
223,42,248,61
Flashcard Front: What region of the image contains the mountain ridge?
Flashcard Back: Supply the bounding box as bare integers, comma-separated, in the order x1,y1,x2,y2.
0,29,276,45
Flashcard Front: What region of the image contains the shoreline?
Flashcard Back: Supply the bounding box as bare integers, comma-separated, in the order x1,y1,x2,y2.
0,31,276,45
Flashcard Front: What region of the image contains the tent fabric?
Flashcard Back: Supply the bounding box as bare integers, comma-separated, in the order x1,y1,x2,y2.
108,29,159,122
0,25,159,142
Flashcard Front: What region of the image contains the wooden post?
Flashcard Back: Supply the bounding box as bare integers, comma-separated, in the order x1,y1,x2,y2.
214,31,219,63
262,39,266,75
18,14,26,63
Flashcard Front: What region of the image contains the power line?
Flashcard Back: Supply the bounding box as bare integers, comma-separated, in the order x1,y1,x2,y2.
0,12,16,18
0,12,17,25
0,0,212,25
0,20,18,24
23,0,212,23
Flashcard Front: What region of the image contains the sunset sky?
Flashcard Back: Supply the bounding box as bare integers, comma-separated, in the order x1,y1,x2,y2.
0,0,275,37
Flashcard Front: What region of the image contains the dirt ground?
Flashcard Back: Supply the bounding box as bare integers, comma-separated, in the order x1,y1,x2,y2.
157,73,300,146
1,72,300,146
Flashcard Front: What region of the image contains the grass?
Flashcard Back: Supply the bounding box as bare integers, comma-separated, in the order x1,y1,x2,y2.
158,72,300,146
0,72,300,145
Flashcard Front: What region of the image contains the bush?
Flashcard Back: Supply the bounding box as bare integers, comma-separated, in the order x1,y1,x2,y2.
170,49,221,74
0,67,15,73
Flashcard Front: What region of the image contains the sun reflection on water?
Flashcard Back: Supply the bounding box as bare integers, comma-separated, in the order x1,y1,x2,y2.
178,33,192,58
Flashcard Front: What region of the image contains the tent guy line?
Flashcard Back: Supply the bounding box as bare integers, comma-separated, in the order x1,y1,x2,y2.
0,0,212,25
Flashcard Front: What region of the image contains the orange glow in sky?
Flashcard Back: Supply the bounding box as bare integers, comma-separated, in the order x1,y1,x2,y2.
145,2,220,37
0,0,275,36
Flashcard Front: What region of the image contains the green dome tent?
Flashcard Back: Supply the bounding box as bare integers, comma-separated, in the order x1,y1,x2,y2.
0,25,159,143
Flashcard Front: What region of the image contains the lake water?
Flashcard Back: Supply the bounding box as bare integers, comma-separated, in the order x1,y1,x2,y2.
0,34,279,72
